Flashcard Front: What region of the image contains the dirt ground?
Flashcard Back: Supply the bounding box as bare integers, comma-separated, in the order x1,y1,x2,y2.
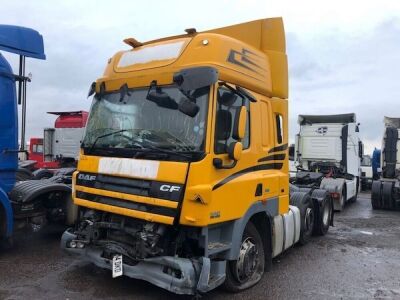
0,192,399,300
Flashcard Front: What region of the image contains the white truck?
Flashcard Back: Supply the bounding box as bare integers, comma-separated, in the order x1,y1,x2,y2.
361,155,373,190
294,114,363,211
371,117,400,210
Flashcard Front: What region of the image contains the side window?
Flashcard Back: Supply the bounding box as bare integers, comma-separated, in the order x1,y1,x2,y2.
214,87,250,154
275,114,283,144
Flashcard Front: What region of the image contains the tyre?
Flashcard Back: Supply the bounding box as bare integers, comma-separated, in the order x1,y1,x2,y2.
223,222,265,293
340,185,346,210
33,168,54,180
312,190,332,236
371,180,382,209
382,182,394,209
290,192,315,245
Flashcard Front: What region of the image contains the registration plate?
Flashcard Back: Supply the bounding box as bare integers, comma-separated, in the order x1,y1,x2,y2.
112,254,123,278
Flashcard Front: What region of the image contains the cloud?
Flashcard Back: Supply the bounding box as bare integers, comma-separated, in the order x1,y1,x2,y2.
288,18,400,153
0,1,399,156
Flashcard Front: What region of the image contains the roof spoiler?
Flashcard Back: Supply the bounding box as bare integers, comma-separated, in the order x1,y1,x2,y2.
205,18,287,99
384,116,400,128
298,113,357,125
0,25,45,59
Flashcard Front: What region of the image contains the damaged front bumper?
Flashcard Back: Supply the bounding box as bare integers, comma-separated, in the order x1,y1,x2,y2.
61,229,225,295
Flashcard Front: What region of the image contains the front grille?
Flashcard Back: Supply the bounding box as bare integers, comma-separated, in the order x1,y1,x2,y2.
76,172,183,201
74,172,184,224
76,191,177,217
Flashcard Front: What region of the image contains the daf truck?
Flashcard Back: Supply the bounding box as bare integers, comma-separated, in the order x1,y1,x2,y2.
61,18,333,295
371,117,400,210
294,114,363,211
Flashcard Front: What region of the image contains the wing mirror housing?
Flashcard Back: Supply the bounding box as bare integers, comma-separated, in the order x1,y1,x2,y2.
178,98,200,117
213,141,243,169
233,106,247,140
146,90,178,110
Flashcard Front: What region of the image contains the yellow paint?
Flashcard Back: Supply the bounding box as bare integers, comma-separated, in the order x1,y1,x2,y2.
74,17,290,228
74,198,174,225
75,185,178,209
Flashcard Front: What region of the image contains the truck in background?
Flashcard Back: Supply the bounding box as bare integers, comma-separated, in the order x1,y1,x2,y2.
371,117,400,210
294,114,363,211
0,25,76,247
61,17,333,295
29,111,88,169
361,154,372,191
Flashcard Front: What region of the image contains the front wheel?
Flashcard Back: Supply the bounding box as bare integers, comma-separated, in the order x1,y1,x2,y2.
223,222,265,293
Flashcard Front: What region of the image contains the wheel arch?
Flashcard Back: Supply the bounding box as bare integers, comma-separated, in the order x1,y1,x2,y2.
224,198,277,266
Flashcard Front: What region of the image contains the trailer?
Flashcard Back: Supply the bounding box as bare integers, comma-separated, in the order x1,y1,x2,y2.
371,117,400,210
0,25,76,247
294,114,363,211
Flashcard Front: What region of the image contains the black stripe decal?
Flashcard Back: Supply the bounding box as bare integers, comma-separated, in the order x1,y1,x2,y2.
268,143,288,153
258,153,286,162
212,163,283,191
76,191,177,217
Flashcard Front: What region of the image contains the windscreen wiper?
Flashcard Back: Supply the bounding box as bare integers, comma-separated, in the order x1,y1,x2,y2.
88,129,127,153
130,142,193,159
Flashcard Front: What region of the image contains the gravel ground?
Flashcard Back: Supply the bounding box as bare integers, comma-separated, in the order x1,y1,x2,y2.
0,192,399,300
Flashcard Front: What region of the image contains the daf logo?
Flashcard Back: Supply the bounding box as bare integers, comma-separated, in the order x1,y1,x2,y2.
78,174,97,181
160,185,181,192
316,126,328,135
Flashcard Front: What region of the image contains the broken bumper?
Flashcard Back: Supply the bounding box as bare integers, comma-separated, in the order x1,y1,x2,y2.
61,229,225,295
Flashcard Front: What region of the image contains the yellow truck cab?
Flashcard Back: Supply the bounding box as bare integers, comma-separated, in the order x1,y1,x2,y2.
62,18,333,295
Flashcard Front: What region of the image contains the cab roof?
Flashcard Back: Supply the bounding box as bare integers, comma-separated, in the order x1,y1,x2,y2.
97,18,288,99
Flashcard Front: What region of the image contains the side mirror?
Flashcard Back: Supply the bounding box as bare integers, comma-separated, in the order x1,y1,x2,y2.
213,142,243,169
228,141,243,161
146,90,178,110
178,98,200,117
233,106,247,140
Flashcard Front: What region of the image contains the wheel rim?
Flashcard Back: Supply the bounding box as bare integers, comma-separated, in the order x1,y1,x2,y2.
322,200,330,226
235,237,259,283
305,207,314,232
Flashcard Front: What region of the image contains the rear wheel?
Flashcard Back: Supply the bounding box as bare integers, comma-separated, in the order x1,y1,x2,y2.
223,222,265,292
371,180,382,209
312,190,332,236
290,192,315,245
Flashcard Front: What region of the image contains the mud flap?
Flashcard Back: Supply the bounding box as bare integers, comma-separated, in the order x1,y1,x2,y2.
320,177,346,211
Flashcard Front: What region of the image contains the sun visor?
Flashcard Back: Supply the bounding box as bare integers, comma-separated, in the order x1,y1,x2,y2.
115,38,190,72
0,25,45,59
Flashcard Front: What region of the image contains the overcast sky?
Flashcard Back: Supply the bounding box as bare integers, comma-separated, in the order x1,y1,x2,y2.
2,0,400,153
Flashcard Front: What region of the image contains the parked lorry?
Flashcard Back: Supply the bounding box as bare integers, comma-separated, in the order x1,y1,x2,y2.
361,154,372,190
371,117,400,210
294,114,363,211
0,25,75,246
29,111,88,169
61,18,333,295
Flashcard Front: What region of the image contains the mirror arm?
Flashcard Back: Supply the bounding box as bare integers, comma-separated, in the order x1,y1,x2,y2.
213,158,237,169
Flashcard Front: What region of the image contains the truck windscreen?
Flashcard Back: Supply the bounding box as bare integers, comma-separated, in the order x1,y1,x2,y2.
82,86,209,160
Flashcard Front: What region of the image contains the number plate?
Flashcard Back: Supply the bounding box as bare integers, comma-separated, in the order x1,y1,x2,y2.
112,254,123,278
